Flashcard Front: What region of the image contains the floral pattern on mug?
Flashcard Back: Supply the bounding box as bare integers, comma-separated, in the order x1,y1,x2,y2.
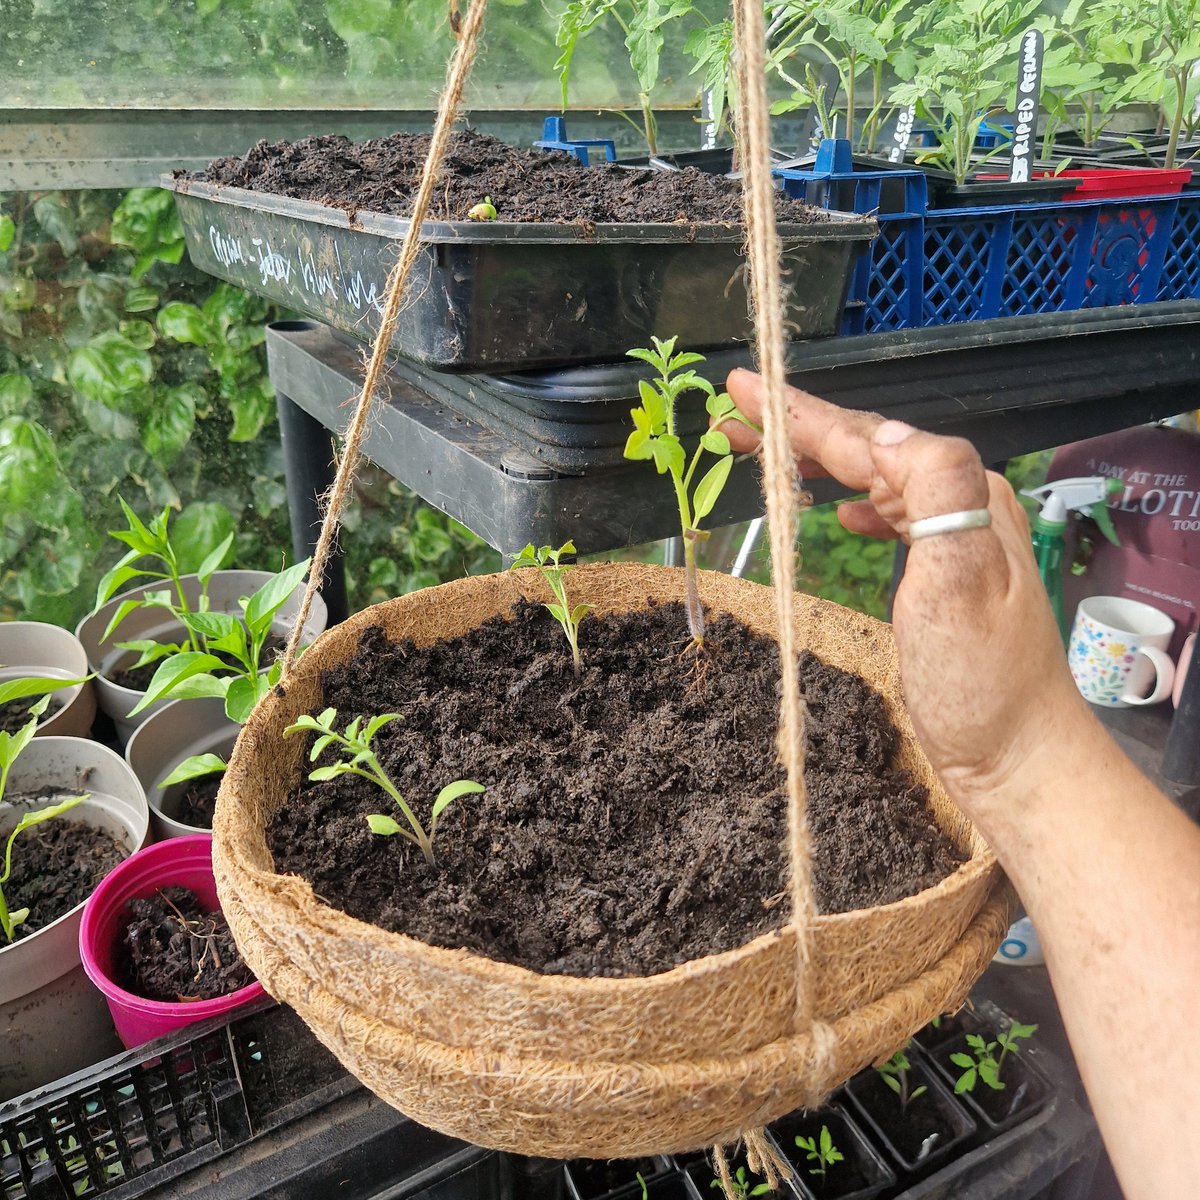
1068,610,1143,706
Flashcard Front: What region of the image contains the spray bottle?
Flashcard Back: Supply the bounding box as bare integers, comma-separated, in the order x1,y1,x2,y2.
1022,476,1122,646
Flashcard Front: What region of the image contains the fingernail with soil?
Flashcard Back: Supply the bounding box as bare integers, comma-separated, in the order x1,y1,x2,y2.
874,421,916,447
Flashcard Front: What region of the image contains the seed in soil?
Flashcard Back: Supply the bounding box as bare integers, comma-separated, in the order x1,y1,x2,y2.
270,602,965,979
121,885,254,1002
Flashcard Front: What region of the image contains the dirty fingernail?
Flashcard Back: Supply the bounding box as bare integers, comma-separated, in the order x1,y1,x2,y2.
874,421,916,447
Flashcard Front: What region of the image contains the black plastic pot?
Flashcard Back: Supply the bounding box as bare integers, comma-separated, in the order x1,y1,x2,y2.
911,1007,986,1054
680,1148,790,1199
930,1040,1053,1136
842,1050,975,1180
623,148,736,174
166,176,874,374
566,1156,671,1200
769,1106,895,1200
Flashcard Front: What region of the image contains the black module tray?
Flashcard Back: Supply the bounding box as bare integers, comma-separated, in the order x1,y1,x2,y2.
166,176,874,374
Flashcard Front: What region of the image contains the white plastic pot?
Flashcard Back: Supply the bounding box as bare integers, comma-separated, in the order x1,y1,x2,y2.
0,737,150,1101
0,621,96,738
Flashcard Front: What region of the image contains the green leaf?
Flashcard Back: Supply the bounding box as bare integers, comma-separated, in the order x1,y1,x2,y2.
149,672,228,702
142,384,199,462
156,301,214,346
649,434,685,478
124,284,160,313
692,455,733,523
954,1069,976,1094
160,753,227,787
130,651,228,714
4,792,87,853
226,382,275,442
184,610,241,641
430,779,485,827
949,1052,975,1068
173,503,237,576
880,1072,901,1094
545,602,567,622
0,215,14,253
699,428,730,456
570,603,591,623
225,674,269,724
243,558,310,639
67,332,153,403
366,813,404,837
310,764,347,782
624,428,653,461
0,675,90,707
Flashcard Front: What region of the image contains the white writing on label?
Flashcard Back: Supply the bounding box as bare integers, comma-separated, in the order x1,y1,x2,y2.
206,223,386,316
889,105,916,164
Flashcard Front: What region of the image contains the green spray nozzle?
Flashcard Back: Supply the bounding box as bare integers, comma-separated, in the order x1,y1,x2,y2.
1022,476,1122,546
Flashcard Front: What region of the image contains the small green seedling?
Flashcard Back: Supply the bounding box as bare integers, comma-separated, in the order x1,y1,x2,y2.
637,1172,649,1200
467,196,498,221
624,336,755,647
951,1021,1038,1094
794,1125,844,1183
285,707,484,866
710,1166,769,1199
877,1042,927,1109
0,697,87,942
509,541,590,676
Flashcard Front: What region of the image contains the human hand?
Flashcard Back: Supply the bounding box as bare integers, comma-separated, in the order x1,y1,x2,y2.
719,369,1093,831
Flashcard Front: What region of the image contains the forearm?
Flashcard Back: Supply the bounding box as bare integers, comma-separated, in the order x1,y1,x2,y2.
958,713,1200,1200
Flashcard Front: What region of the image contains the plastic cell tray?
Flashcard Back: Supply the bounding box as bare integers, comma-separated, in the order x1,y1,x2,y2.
165,176,874,373
777,141,1200,335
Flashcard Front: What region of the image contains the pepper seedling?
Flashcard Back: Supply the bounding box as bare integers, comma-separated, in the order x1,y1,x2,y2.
467,196,498,221
624,336,755,648
877,1041,928,1109
509,540,590,677
0,697,88,942
285,707,484,866
951,1020,1038,1094
794,1125,844,1183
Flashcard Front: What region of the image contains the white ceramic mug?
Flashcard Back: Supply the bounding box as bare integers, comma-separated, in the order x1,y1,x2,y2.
1068,596,1176,707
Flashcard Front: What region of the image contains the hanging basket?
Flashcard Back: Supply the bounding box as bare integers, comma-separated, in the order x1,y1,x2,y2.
213,562,1010,1160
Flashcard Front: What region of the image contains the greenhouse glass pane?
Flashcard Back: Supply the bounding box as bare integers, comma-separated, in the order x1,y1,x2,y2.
1,0,718,112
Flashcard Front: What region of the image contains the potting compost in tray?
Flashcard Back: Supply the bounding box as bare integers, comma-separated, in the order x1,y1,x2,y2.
169,130,874,372
271,601,964,978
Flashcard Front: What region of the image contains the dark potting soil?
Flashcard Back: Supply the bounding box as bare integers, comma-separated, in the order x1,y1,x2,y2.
3,804,125,938
0,694,63,735
269,602,964,979
196,129,835,226
847,1066,960,1164
174,777,221,830
121,885,254,1003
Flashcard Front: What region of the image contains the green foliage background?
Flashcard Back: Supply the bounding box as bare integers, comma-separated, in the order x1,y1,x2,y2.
0,187,497,627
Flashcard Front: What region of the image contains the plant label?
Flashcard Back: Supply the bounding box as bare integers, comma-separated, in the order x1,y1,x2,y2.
1009,29,1044,183
889,106,916,164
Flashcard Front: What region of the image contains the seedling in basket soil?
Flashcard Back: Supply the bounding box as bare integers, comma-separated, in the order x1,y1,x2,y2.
951,1021,1038,1093
509,541,590,676
710,1166,770,1199
285,707,485,866
0,698,87,941
877,1041,928,1109
795,1125,844,1183
624,336,755,648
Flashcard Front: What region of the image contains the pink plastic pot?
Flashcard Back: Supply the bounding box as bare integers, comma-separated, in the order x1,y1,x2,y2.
79,834,266,1048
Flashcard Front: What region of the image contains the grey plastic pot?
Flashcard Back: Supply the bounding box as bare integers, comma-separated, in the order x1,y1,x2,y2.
0,736,150,1101
75,570,327,747
0,621,96,738
125,697,239,840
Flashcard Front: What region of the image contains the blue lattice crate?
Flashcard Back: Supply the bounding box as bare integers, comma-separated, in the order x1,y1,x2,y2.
778,141,1200,334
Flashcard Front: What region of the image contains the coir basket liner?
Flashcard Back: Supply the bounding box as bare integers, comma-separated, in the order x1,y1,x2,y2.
213,562,1010,1159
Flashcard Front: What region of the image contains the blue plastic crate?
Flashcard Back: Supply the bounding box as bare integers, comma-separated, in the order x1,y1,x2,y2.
778,140,1199,334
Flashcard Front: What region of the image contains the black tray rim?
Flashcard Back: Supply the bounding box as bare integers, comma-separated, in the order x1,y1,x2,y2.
165,174,877,246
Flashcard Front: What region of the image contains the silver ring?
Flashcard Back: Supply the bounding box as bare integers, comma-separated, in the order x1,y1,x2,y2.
908,508,992,540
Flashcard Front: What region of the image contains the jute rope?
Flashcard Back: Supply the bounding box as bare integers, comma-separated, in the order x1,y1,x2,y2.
280,0,491,676
729,0,823,1044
